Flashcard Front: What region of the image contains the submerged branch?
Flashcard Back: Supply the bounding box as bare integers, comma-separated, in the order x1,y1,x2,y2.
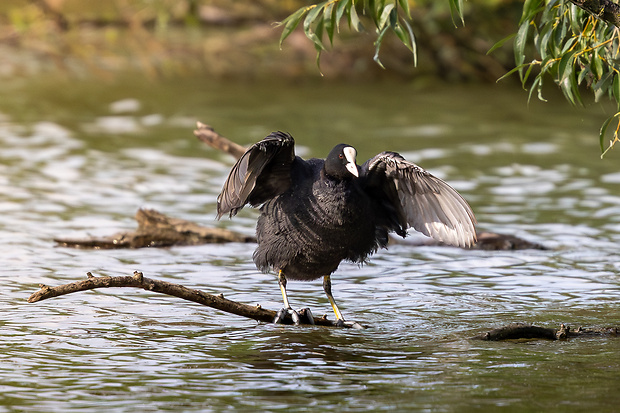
473,322,619,341
27,271,339,327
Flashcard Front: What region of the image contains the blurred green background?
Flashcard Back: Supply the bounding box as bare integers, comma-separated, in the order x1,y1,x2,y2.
0,0,522,81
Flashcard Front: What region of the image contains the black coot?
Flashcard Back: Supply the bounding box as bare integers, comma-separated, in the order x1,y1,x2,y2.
217,131,476,326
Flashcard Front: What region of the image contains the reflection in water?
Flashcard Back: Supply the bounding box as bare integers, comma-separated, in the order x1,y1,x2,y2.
1,78,619,411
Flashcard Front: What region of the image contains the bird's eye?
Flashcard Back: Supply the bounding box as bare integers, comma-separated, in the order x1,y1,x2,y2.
339,154,344,159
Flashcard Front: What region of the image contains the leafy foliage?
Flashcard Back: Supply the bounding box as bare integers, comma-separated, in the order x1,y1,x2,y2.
277,0,447,69
497,0,620,156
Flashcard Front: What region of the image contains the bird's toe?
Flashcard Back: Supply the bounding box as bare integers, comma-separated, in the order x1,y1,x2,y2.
273,307,302,325
335,319,364,329
298,307,315,325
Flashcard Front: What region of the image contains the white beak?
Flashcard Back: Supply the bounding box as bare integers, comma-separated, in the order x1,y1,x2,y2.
343,146,358,177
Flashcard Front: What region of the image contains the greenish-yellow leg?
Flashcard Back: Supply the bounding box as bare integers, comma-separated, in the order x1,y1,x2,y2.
278,270,293,309
274,270,302,325
323,275,363,329
323,275,345,322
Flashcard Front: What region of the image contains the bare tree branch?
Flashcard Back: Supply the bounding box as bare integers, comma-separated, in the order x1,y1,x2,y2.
194,122,247,159
27,271,340,327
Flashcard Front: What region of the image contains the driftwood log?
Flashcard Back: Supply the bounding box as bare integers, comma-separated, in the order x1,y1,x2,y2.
54,208,255,249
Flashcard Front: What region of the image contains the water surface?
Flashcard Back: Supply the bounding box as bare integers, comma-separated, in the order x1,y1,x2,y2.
1,75,619,412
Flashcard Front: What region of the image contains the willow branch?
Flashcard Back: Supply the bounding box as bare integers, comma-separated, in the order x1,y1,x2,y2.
28,271,339,327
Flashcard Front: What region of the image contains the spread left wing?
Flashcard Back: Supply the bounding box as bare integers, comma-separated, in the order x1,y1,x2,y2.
360,152,477,247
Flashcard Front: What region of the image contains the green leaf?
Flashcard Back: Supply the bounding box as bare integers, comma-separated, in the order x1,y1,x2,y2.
552,17,568,56
303,2,326,34
522,63,534,86
278,7,309,48
599,113,617,154
527,74,547,103
404,18,416,51
559,68,577,105
568,3,582,34
377,3,394,31
348,2,364,32
577,65,591,85
558,50,576,83
613,74,620,103
314,14,327,51
448,0,465,26
537,21,554,61
398,0,411,20
393,23,410,50
373,24,389,69
392,17,418,66
496,62,533,83
315,41,324,75
528,76,541,103
520,0,543,25
324,2,335,46
515,20,531,70
488,33,516,55
593,71,614,102
560,36,577,54
303,2,327,51
591,53,603,80
336,0,350,33
569,67,584,106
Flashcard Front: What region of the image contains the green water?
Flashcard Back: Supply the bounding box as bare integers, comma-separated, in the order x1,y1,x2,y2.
1,74,619,412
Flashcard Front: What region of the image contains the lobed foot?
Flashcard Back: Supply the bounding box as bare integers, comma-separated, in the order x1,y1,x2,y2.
335,319,364,329
274,307,300,325
298,307,315,325
274,307,315,325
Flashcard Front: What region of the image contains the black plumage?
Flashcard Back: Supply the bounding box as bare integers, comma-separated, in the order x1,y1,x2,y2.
217,131,476,325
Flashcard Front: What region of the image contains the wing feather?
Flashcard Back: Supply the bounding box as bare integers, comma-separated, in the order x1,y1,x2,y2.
216,131,295,219
361,152,477,247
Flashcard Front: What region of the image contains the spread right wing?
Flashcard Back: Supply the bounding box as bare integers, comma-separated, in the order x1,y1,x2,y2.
216,131,296,219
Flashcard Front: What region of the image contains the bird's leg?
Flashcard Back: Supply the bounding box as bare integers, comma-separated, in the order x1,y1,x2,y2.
323,275,344,322
278,270,292,309
274,270,301,325
323,275,363,329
